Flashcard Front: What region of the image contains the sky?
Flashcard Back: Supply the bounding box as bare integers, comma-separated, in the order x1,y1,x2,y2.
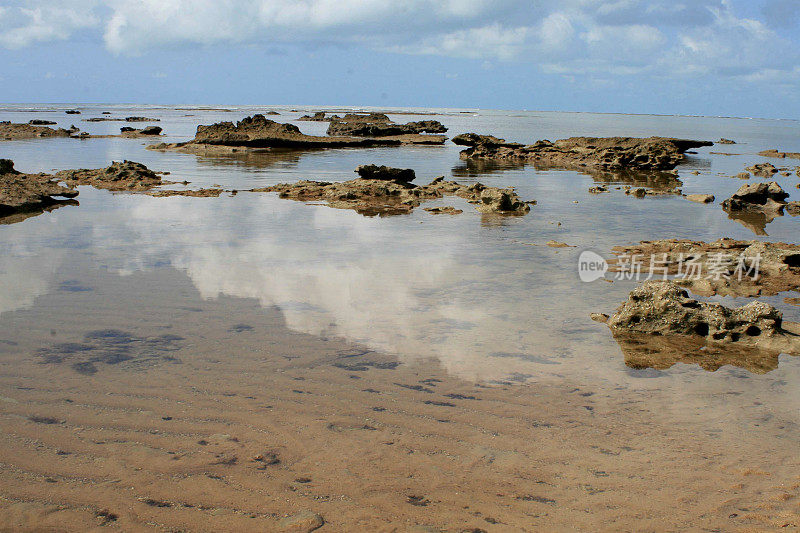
0,0,798,118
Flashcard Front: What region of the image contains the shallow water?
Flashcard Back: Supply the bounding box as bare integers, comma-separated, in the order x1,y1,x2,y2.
1,104,799,530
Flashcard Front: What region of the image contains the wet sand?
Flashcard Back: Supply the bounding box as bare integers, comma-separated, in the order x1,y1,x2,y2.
0,269,798,532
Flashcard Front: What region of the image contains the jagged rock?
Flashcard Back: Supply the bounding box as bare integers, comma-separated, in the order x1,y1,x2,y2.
125,116,160,122
121,125,162,136
721,181,788,215
453,134,712,171
0,159,79,218
608,238,800,298
717,138,736,144
55,161,164,191
758,149,800,160
28,119,56,125
685,194,715,203
355,165,415,183
607,281,782,343
0,122,74,140
298,111,340,121
733,172,751,180
424,206,462,215
746,162,779,177
327,113,447,137
786,202,800,216
252,171,531,217
150,114,443,152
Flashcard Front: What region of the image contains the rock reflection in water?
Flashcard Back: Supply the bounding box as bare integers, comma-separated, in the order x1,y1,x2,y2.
612,331,792,374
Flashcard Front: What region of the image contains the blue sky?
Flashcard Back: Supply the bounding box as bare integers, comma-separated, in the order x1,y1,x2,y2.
0,0,798,118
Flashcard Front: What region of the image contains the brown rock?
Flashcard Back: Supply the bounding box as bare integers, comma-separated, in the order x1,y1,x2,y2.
0,159,79,219
453,134,712,171
0,122,74,140
721,181,788,215
757,149,800,160
745,162,779,177
685,194,715,203
55,161,163,191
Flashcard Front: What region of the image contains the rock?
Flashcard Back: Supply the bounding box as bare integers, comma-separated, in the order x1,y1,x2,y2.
757,149,800,160
278,511,324,532
745,162,779,177
65,109,81,114
121,125,162,136
0,159,79,219
733,172,751,180
150,114,443,152
55,161,164,191
787,202,800,216
252,172,531,217
264,111,280,115
28,119,57,125
608,238,800,298
685,194,715,203
721,181,788,215
546,241,573,248
125,116,160,122
298,111,336,121
453,134,712,171
0,122,74,140
355,165,415,183
590,313,609,323
424,206,462,215
588,186,608,193
327,113,447,137
717,138,736,144
607,281,782,343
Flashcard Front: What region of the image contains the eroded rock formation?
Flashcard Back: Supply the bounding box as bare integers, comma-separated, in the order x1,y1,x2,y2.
452,134,712,171
0,159,79,219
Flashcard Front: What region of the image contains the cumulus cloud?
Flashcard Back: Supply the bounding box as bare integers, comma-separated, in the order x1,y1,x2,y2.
0,2,99,49
0,0,798,85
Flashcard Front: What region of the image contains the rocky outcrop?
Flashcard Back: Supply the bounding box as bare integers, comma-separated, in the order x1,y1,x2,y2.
28,119,57,125
298,112,339,121
251,167,531,217
55,161,164,191
721,181,789,216
746,162,779,177
0,122,76,140
355,164,415,182
149,114,444,152
758,149,800,160
717,138,736,144
608,238,800,298
125,116,160,122
685,194,715,203
121,125,162,136
452,134,712,171
326,113,447,138
607,281,795,347
0,159,79,219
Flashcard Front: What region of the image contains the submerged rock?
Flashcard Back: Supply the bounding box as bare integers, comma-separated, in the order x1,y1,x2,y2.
0,122,75,140
758,149,800,160
0,159,79,219
717,138,736,144
453,134,712,171
252,168,531,217
685,193,715,203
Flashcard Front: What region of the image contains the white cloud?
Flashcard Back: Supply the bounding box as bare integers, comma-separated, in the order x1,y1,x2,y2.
0,0,797,86
0,3,99,49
